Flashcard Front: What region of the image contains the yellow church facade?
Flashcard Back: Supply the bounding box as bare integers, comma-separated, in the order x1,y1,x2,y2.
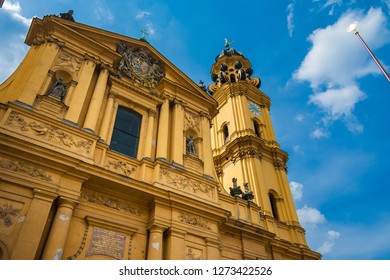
0,14,320,260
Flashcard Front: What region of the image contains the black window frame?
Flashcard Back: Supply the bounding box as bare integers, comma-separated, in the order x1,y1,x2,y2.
110,106,142,159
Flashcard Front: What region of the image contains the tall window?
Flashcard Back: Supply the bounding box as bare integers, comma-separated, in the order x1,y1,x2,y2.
253,120,261,137
269,193,279,220
110,106,142,158
223,124,229,143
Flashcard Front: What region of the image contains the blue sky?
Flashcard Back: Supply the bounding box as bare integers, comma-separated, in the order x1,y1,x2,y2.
1,0,390,260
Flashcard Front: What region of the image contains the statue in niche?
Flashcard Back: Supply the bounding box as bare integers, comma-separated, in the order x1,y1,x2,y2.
186,135,196,155
46,77,67,101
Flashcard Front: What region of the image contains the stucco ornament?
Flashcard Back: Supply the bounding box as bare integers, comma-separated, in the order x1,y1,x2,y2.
116,41,165,88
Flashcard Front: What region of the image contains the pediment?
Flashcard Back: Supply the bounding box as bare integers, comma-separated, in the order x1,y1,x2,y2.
26,16,215,109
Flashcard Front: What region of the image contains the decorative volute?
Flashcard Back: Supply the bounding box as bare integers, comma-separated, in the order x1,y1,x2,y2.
208,39,261,94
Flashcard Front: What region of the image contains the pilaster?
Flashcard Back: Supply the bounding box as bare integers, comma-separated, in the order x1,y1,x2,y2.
65,57,97,124
171,100,185,165
143,108,157,159
83,66,110,132
156,98,170,160
10,189,56,260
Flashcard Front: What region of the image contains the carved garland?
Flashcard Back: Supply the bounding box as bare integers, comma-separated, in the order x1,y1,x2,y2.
80,190,143,217
0,159,52,181
159,167,215,199
5,111,93,154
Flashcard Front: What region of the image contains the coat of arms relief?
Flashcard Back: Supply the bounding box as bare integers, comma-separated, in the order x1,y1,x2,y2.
116,41,165,88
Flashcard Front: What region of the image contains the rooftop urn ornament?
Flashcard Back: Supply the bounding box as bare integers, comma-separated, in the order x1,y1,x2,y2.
229,178,243,198
348,21,390,82
242,182,255,203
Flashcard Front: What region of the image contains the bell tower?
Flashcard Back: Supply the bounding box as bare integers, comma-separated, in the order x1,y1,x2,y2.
209,42,302,231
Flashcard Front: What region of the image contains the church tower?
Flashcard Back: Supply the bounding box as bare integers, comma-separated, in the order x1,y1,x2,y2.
209,42,305,248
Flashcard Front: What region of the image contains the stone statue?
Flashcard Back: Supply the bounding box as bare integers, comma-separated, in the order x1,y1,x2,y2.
46,77,67,101
186,135,196,155
60,10,75,22
224,38,234,49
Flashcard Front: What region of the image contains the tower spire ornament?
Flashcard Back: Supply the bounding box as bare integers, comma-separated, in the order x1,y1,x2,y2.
140,29,149,42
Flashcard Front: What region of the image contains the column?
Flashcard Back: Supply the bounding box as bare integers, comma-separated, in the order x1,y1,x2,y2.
156,98,170,160
147,225,165,260
201,112,214,177
83,66,110,132
11,190,55,260
171,100,184,165
41,198,77,260
99,92,117,142
143,108,157,159
65,57,97,124
164,228,186,259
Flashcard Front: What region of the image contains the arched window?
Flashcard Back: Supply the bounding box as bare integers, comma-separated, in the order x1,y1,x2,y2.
223,124,229,143
269,193,279,220
110,106,142,158
253,120,261,137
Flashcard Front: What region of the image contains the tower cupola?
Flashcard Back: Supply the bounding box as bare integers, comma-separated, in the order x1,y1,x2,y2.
208,39,261,94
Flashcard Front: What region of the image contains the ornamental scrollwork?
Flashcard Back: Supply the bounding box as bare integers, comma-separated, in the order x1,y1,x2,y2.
104,159,136,177
184,111,200,133
0,204,21,227
55,51,83,76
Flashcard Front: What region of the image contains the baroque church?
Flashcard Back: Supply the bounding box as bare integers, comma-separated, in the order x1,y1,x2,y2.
0,12,321,260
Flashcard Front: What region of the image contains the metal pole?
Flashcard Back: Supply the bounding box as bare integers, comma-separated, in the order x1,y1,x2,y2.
354,31,390,82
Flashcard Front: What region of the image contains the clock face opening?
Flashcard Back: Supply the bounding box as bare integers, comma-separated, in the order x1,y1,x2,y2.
248,101,261,116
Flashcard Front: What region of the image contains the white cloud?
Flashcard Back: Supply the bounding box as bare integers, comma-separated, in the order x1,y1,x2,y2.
295,114,304,121
287,3,295,37
0,35,28,83
310,127,329,139
317,230,341,255
294,8,390,136
290,181,303,201
297,205,326,227
3,0,32,27
94,1,114,22
145,23,156,36
136,11,152,19
323,0,342,15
